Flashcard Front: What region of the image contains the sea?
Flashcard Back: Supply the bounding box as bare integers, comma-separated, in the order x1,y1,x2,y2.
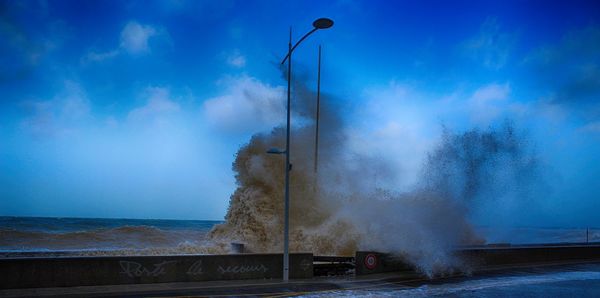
1,216,598,256
0,216,221,256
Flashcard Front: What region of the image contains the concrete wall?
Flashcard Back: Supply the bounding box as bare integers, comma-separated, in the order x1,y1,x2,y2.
355,251,412,275
0,253,313,289
356,244,600,275
459,244,600,268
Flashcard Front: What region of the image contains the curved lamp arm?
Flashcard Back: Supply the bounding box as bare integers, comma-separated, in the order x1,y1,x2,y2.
280,18,333,65
280,27,318,65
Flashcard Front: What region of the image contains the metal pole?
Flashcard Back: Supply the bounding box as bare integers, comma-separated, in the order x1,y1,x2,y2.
283,27,292,282
278,19,332,280
314,45,321,174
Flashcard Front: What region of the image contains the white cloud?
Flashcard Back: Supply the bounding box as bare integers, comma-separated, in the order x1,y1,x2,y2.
471,83,510,103
469,83,511,124
120,21,158,54
226,50,246,68
580,121,600,133
81,21,166,63
21,80,91,137
464,18,514,70
203,76,285,134
105,116,119,129
11,81,234,220
361,81,424,125
349,82,440,189
82,49,119,63
128,87,181,122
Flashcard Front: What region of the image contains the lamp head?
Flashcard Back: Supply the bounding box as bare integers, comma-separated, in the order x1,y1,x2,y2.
313,18,334,29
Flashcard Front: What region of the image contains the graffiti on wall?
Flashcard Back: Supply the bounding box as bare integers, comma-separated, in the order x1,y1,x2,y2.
118,258,282,279
217,264,268,274
119,260,177,278
186,260,204,275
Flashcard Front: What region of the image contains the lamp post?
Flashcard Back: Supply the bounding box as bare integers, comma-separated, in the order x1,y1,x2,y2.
269,17,333,282
314,44,322,174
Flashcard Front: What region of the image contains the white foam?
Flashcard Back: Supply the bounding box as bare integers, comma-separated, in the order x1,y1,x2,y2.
300,270,600,297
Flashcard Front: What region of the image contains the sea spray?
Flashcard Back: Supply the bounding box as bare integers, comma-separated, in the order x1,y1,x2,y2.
421,123,539,204
207,77,540,275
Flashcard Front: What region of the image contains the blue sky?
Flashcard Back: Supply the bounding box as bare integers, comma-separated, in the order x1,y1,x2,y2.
1,0,600,223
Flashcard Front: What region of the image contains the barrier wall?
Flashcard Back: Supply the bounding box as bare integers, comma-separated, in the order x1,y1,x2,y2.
460,244,600,267
0,253,313,289
355,251,412,275
356,244,600,275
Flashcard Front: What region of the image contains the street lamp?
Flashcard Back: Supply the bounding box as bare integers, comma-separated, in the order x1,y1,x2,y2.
271,17,333,282
314,44,322,174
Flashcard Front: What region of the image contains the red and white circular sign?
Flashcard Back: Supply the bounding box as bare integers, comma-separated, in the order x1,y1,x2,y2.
364,253,377,270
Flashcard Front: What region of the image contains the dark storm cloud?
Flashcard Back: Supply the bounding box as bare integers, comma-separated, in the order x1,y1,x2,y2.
0,1,62,84
526,26,600,105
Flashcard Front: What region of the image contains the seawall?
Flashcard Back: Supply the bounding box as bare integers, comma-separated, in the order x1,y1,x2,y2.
0,253,312,289
3,243,600,289
355,243,600,275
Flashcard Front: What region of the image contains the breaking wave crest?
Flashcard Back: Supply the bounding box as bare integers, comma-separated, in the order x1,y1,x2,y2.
206,77,541,275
